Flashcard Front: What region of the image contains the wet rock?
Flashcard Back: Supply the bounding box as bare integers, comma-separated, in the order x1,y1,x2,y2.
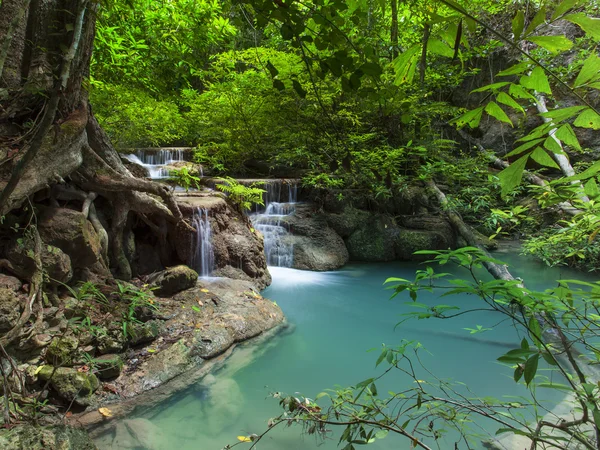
192,322,235,359
0,288,22,332
44,336,79,366
123,418,166,450
37,366,99,405
127,320,162,346
346,216,398,261
121,156,150,178
0,425,96,450
393,229,452,260
111,422,138,448
38,207,103,269
93,354,124,379
0,274,22,291
325,206,370,238
147,265,198,296
97,333,126,355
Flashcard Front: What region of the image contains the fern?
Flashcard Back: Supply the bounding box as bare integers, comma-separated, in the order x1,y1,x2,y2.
215,177,265,211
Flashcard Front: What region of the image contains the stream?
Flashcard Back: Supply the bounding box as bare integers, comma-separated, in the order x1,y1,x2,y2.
95,249,591,450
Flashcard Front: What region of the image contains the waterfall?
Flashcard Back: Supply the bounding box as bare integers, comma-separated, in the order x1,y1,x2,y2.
123,148,186,179
191,208,214,277
251,181,298,267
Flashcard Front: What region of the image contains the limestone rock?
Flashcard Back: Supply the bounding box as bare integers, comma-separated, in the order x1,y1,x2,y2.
97,333,126,355
0,425,96,450
37,366,99,405
148,265,198,296
346,216,398,262
0,274,22,291
123,418,166,450
38,207,102,269
5,238,72,283
44,336,79,366
127,320,162,346
93,354,124,379
0,288,22,332
324,206,370,238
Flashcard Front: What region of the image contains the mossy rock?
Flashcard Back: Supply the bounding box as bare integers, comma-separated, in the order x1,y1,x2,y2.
44,336,78,366
97,332,126,355
0,425,96,450
127,320,162,346
37,366,99,405
148,265,198,296
93,354,124,379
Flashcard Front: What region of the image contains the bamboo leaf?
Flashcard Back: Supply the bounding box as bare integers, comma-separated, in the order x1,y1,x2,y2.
512,11,525,41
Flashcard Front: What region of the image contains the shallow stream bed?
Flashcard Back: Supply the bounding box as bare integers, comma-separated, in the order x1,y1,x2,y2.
96,252,592,449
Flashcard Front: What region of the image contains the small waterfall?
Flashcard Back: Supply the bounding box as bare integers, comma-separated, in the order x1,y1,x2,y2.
251,181,298,267
123,148,187,179
191,208,214,277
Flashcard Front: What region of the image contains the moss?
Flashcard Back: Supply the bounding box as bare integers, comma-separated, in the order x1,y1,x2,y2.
45,336,78,366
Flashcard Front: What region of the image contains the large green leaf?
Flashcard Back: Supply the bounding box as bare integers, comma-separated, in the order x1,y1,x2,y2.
506,138,545,157
565,13,600,41
523,7,546,37
524,353,540,385
471,82,511,93
528,35,573,53
551,0,579,20
452,106,484,129
573,108,600,130
554,124,581,150
393,45,420,84
427,39,454,57
519,67,551,94
574,53,600,88
496,92,524,114
543,136,564,154
485,101,513,126
498,154,529,196
530,147,559,169
498,62,530,76
539,105,585,122
512,11,525,41
360,62,382,78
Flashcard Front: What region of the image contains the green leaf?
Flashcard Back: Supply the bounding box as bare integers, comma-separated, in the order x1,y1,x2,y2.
531,147,559,168
505,138,545,157
565,13,600,41
552,0,579,20
292,80,307,98
360,62,382,78
497,92,524,114
272,79,285,91
519,67,551,94
573,108,600,130
585,178,600,199
574,53,600,88
523,6,547,37
280,24,294,40
485,101,513,126
498,62,530,76
543,136,563,154
539,105,585,122
498,154,529,197
509,84,536,100
593,409,600,431
528,35,573,53
471,82,511,93
427,39,454,57
512,11,525,41
393,45,420,84
266,60,279,78
524,353,540,385
452,106,484,129
528,316,543,346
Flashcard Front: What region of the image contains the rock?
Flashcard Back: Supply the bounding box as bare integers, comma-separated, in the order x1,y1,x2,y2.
324,206,370,238
127,320,162,346
110,422,139,448
192,322,235,359
93,354,124,379
121,156,150,178
0,425,96,450
123,418,166,450
44,336,79,366
346,216,399,261
4,238,72,284
147,265,198,296
133,243,163,276
394,229,452,260
38,207,103,269
97,333,126,355
0,288,22,332
37,366,99,405
0,274,22,291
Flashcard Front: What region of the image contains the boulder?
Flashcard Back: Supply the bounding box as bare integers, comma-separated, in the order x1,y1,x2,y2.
0,288,22,333
0,425,96,450
147,265,198,296
394,229,452,260
4,238,72,283
324,206,370,238
346,216,399,262
97,333,126,355
44,336,79,366
127,320,162,346
0,274,22,291
38,207,102,269
93,354,124,379
37,366,99,405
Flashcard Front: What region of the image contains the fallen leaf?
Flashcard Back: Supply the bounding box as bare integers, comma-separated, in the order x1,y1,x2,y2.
65,411,73,418
237,436,252,442
34,365,46,375
197,300,203,307
98,407,113,418
200,288,210,293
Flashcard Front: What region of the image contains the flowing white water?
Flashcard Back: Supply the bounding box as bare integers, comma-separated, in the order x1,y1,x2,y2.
123,149,186,179
251,181,298,267
190,208,214,277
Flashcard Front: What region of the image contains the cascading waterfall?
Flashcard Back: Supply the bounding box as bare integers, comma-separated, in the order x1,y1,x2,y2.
191,208,215,277
123,148,186,179
251,181,298,267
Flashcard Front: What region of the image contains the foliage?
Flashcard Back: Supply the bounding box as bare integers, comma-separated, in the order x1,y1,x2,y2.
112,282,158,339
215,177,265,211
169,166,201,192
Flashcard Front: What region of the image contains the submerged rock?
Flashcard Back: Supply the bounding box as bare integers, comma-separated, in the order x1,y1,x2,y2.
0,425,96,450
148,265,198,296
38,366,99,405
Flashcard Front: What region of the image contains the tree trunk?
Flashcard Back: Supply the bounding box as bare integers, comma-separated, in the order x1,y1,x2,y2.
390,0,399,59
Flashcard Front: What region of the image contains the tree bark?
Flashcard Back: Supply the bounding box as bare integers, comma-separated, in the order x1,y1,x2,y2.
390,0,399,59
